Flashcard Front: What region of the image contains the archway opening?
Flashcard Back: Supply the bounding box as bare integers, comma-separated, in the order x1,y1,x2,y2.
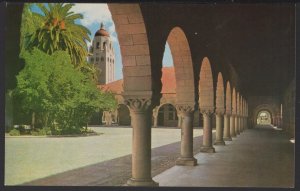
157,104,178,127
117,104,131,126
257,110,272,125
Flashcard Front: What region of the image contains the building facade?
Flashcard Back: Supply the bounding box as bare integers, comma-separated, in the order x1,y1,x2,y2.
88,23,115,85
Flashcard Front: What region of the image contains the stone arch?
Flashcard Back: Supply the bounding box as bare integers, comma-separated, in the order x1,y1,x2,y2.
216,72,225,113
253,104,277,126
166,27,195,105
232,88,237,115
117,104,131,126
225,81,232,114
256,110,272,125
199,57,215,112
157,103,178,127
108,4,153,98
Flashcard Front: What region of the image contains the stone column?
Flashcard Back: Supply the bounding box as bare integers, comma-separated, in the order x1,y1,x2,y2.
177,114,182,128
152,107,158,128
214,112,225,145
223,114,232,141
125,98,158,187
235,115,240,135
230,115,236,137
239,116,243,133
240,117,244,132
175,105,197,166
200,110,215,153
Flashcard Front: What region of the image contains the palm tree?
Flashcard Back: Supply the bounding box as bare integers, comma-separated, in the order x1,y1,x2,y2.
27,3,91,66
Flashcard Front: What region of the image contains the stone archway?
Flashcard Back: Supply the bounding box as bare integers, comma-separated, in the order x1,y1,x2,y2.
253,104,277,126
117,104,131,126
157,103,178,127
231,87,237,137
214,72,225,145
107,4,158,186
199,57,215,153
223,81,232,141
257,110,272,125
166,27,195,106
165,26,197,166
108,4,154,99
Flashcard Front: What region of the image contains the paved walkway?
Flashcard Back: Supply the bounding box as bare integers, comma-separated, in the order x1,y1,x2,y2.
22,131,214,186
5,127,204,185
153,125,294,187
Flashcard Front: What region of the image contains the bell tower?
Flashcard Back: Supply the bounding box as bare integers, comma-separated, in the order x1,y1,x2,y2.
88,23,115,85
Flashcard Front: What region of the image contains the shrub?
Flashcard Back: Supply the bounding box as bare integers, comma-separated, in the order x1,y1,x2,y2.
39,127,52,135
9,129,20,136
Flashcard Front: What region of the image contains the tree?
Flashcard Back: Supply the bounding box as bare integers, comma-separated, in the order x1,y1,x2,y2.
20,3,43,56
14,49,117,133
26,3,91,66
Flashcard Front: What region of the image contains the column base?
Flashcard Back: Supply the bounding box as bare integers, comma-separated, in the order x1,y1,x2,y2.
175,157,197,166
200,146,215,153
231,133,237,138
223,137,232,141
126,178,159,187
214,140,225,145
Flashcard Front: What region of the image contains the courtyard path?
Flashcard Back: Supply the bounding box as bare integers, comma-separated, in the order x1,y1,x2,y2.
5,127,206,185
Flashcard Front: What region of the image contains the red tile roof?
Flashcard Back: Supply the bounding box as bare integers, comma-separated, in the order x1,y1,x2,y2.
99,67,176,94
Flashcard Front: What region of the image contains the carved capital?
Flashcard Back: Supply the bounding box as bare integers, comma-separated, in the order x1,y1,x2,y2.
124,98,152,113
200,109,214,117
215,108,225,115
176,104,194,116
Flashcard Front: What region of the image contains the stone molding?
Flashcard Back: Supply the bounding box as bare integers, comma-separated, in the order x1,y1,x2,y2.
175,104,194,116
200,108,214,116
124,98,152,113
215,108,225,115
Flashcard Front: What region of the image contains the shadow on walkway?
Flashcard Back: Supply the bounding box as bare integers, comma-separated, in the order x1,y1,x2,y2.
23,132,215,186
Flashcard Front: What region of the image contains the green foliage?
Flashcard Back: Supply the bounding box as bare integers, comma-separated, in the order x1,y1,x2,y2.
31,127,52,136
20,3,44,56
14,49,117,133
9,129,21,136
25,3,91,66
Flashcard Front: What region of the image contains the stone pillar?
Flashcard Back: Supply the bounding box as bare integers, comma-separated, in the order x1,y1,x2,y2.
223,114,232,141
239,116,243,133
230,115,236,137
177,114,182,128
240,117,244,132
235,116,240,135
125,98,158,187
214,112,225,145
175,105,197,166
152,107,158,128
200,110,215,153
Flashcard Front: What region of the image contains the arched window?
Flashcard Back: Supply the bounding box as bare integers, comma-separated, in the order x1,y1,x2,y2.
101,57,104,62
103,42,107,49
96,57,99,61
96,42,100,49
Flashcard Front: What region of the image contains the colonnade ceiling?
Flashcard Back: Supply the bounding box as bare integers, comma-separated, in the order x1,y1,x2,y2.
140,3,295,98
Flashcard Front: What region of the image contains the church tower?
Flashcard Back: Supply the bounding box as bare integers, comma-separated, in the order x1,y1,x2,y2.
88,23,115,85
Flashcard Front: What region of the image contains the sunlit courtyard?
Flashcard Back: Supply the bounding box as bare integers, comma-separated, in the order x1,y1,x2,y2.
5,127,203,185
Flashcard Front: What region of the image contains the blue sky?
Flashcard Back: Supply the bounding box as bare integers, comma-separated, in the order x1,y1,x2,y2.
31,3,173,81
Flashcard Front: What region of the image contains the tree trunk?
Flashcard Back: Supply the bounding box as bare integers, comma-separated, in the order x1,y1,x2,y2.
31,111,35,130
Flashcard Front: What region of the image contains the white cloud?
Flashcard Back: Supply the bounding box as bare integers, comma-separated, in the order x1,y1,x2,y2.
108,24,115,33
71,3,112,28
111,34,118,42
